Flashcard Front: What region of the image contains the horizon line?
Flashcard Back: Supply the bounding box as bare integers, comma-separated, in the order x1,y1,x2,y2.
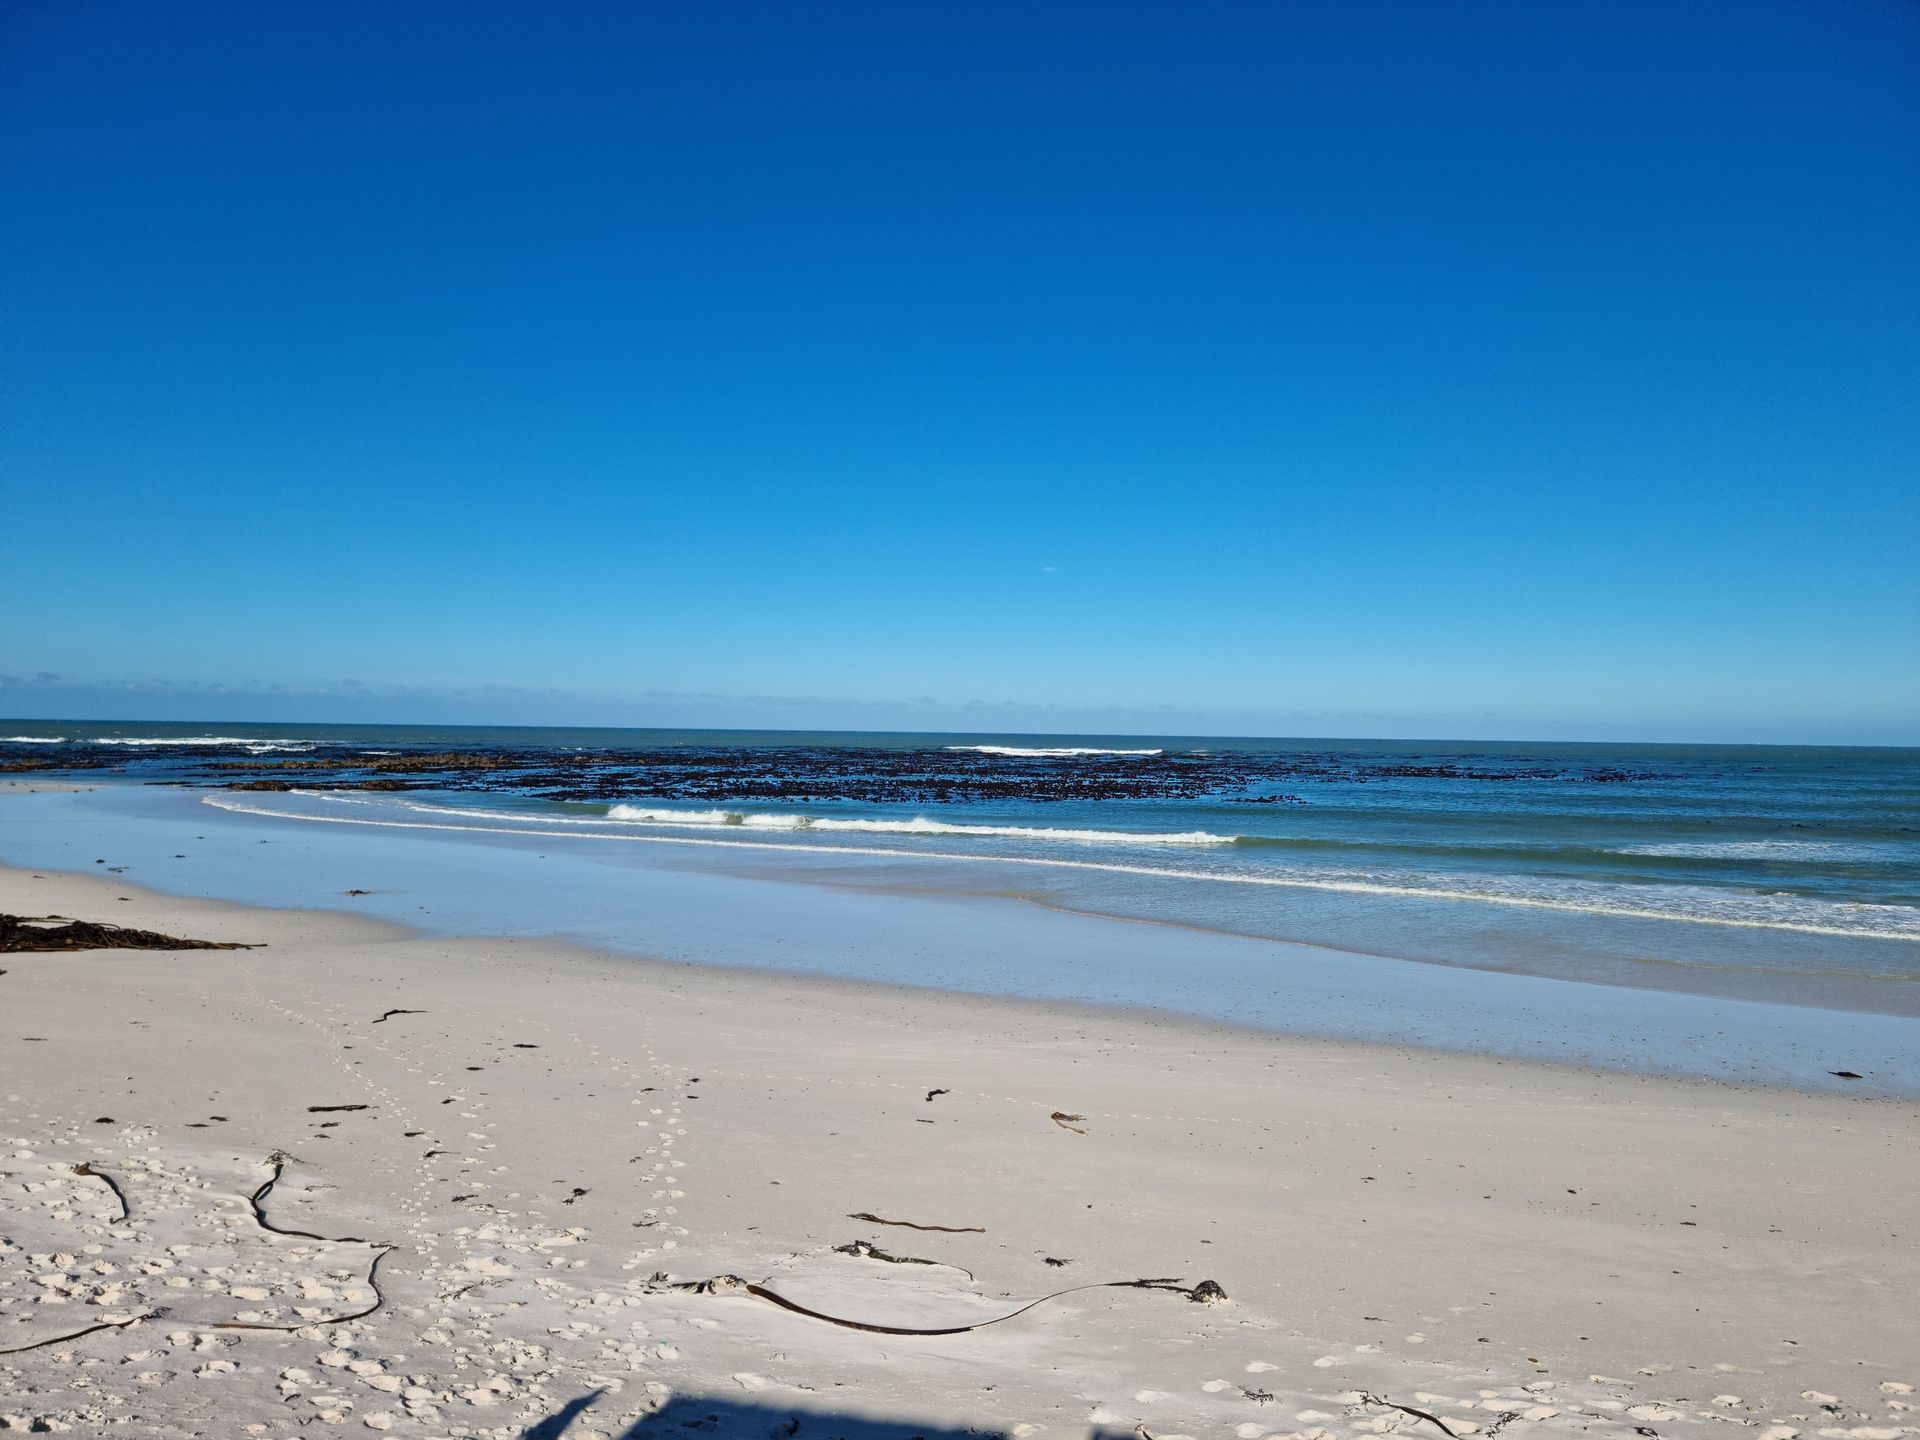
4,715,1915,752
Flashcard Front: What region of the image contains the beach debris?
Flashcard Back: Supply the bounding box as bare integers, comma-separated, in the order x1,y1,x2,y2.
846,1211,984,1233
1358,1393,1459,1436
371,1007,424,1023
832,1239,964,1274
306,1103,370,1112
217,1246,393,1331
1051,1110,1089,1134
245,1150,371,1243
925,1087,949,1101
216,1151,395,1330
656,1272,1223,1337
345,888,371,895
1829,1070,1864,1080
0,913,260,953
1044,1256,1072,1267
563,1187,589,1203
0,1312,157,1356
72,1161,130,1222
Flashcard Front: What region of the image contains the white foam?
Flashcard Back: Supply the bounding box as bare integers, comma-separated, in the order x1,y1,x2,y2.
87,736,315,752
1611,840,1891,863
1,735,66,743
601,804,1227,845
944,745,1164,757
362,798,1229,847
200,793,1920,942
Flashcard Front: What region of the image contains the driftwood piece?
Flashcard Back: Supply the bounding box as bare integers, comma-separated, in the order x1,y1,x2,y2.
0,914,259,953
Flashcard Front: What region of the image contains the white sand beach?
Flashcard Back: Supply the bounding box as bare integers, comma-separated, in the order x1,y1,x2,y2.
2,862,1915,1439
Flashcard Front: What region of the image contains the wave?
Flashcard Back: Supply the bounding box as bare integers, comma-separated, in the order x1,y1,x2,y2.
201,794,1920,942
944,745,1164,757
336,797,1230,847
4,733,313,753
601,804,1228,845
1610,840,1893,863
92,735,313,750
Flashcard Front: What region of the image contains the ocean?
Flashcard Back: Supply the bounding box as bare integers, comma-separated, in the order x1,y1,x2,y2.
5,721,1916,1026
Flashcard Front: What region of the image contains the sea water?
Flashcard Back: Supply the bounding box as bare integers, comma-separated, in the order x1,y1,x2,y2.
2,723,1916,1087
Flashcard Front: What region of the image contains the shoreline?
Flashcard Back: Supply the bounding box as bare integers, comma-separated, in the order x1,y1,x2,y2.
4,780,1916,1096
12,850,1914,1107
3,863,1918,1437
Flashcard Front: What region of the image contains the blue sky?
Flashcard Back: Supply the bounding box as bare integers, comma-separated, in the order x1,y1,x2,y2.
3,1,1916,743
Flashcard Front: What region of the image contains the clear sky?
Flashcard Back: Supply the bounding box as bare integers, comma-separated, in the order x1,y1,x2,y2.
3,1,1916,743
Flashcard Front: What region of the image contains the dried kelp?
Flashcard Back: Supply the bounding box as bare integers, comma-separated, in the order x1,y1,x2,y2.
661,1272,1225,1337
0,1312,155,1356
214,1247,393,1332
218,1152,393,1331
1361,1393,1460,1437
244,1151,370,1244
846,1212,984,1233
72,1162,129,1222
0,914,259,953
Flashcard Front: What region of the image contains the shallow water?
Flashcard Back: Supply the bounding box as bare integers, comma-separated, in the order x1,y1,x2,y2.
5,725,1917,1004
3,781,1916,1095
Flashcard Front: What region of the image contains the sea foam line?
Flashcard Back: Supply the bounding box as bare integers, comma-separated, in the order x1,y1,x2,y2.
1609,840,1892,862
71,736,319,752
354,798,1232,846
199,794,1920,941
943,745,1164,757
603,804,1226,845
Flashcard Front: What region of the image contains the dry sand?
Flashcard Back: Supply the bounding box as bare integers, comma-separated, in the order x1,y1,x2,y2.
1,863,1915,1439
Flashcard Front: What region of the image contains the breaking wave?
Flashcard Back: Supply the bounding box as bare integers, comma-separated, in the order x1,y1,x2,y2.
199,793,1920,942
601,804,1226,845
944,745,1164,757
1610,840,1892,863
1,734,315,754
94,736,314,751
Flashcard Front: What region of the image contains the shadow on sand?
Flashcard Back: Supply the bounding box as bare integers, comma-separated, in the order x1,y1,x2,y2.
525,1388,1141,1439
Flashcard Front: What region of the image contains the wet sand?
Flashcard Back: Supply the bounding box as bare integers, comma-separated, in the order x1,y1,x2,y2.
2,863,1916,1438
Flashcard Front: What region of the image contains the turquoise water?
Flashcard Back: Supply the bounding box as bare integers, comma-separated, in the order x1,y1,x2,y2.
4,721,1917,1016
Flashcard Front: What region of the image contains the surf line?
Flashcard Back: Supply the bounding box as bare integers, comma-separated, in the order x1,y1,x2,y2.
198,795,1920,943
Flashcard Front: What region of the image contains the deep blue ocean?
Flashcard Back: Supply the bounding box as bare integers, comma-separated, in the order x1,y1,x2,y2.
5,720,1916,1018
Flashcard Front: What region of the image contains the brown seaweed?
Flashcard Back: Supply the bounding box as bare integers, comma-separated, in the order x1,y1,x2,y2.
846,1212,984,1233
72,1162,129,1222
663,1272,1223,1337
0,914,260,953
